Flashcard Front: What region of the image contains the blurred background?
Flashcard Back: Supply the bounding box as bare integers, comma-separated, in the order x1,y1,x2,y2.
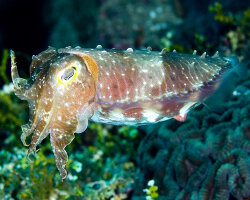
0,0,249,199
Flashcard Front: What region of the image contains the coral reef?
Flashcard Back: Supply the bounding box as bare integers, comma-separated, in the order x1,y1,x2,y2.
135,61,250,199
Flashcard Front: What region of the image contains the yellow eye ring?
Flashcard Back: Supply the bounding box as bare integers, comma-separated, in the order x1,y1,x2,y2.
58,65,78,85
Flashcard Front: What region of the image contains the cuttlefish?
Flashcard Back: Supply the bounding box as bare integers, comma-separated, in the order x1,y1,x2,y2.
11,46,235,179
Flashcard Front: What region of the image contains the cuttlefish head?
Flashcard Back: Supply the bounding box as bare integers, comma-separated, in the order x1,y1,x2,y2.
11,48,97,179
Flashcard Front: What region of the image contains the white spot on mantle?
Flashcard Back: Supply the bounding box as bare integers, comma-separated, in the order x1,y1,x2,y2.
143,109,160,122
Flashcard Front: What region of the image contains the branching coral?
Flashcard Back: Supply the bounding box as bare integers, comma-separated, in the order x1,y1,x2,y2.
135,62,250,199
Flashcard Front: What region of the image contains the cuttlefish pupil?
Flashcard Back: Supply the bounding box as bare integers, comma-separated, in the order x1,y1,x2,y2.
10,46,236,180
58,65,78,85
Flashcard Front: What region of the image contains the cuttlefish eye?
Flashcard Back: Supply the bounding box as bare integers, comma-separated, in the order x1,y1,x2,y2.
57,65,78,85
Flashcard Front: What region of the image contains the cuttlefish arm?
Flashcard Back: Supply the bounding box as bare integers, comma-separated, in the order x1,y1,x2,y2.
10,50,30,100
50,102,95,179
11,48,97,180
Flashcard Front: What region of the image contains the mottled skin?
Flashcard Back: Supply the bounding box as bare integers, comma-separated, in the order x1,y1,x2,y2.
11,46,233,179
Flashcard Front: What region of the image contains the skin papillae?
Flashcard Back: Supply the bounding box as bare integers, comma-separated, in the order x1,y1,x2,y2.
10,46,234,179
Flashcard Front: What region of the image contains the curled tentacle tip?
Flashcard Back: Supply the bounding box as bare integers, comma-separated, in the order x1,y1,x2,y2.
27,143,39,161
20,136,29,147
20,124,33,146
58,165,67,180
26,149,36,162
61,173,67,181
20,137,29,147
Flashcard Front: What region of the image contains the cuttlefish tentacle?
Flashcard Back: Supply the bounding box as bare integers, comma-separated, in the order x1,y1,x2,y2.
27,97,57,158
27,119,47,158
20,124,35,146
21,104,44,147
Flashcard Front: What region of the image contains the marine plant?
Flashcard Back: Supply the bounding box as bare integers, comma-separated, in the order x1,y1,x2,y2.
209,2,250,54
143,180,159,200
0,123,138,199
0,147,84,199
